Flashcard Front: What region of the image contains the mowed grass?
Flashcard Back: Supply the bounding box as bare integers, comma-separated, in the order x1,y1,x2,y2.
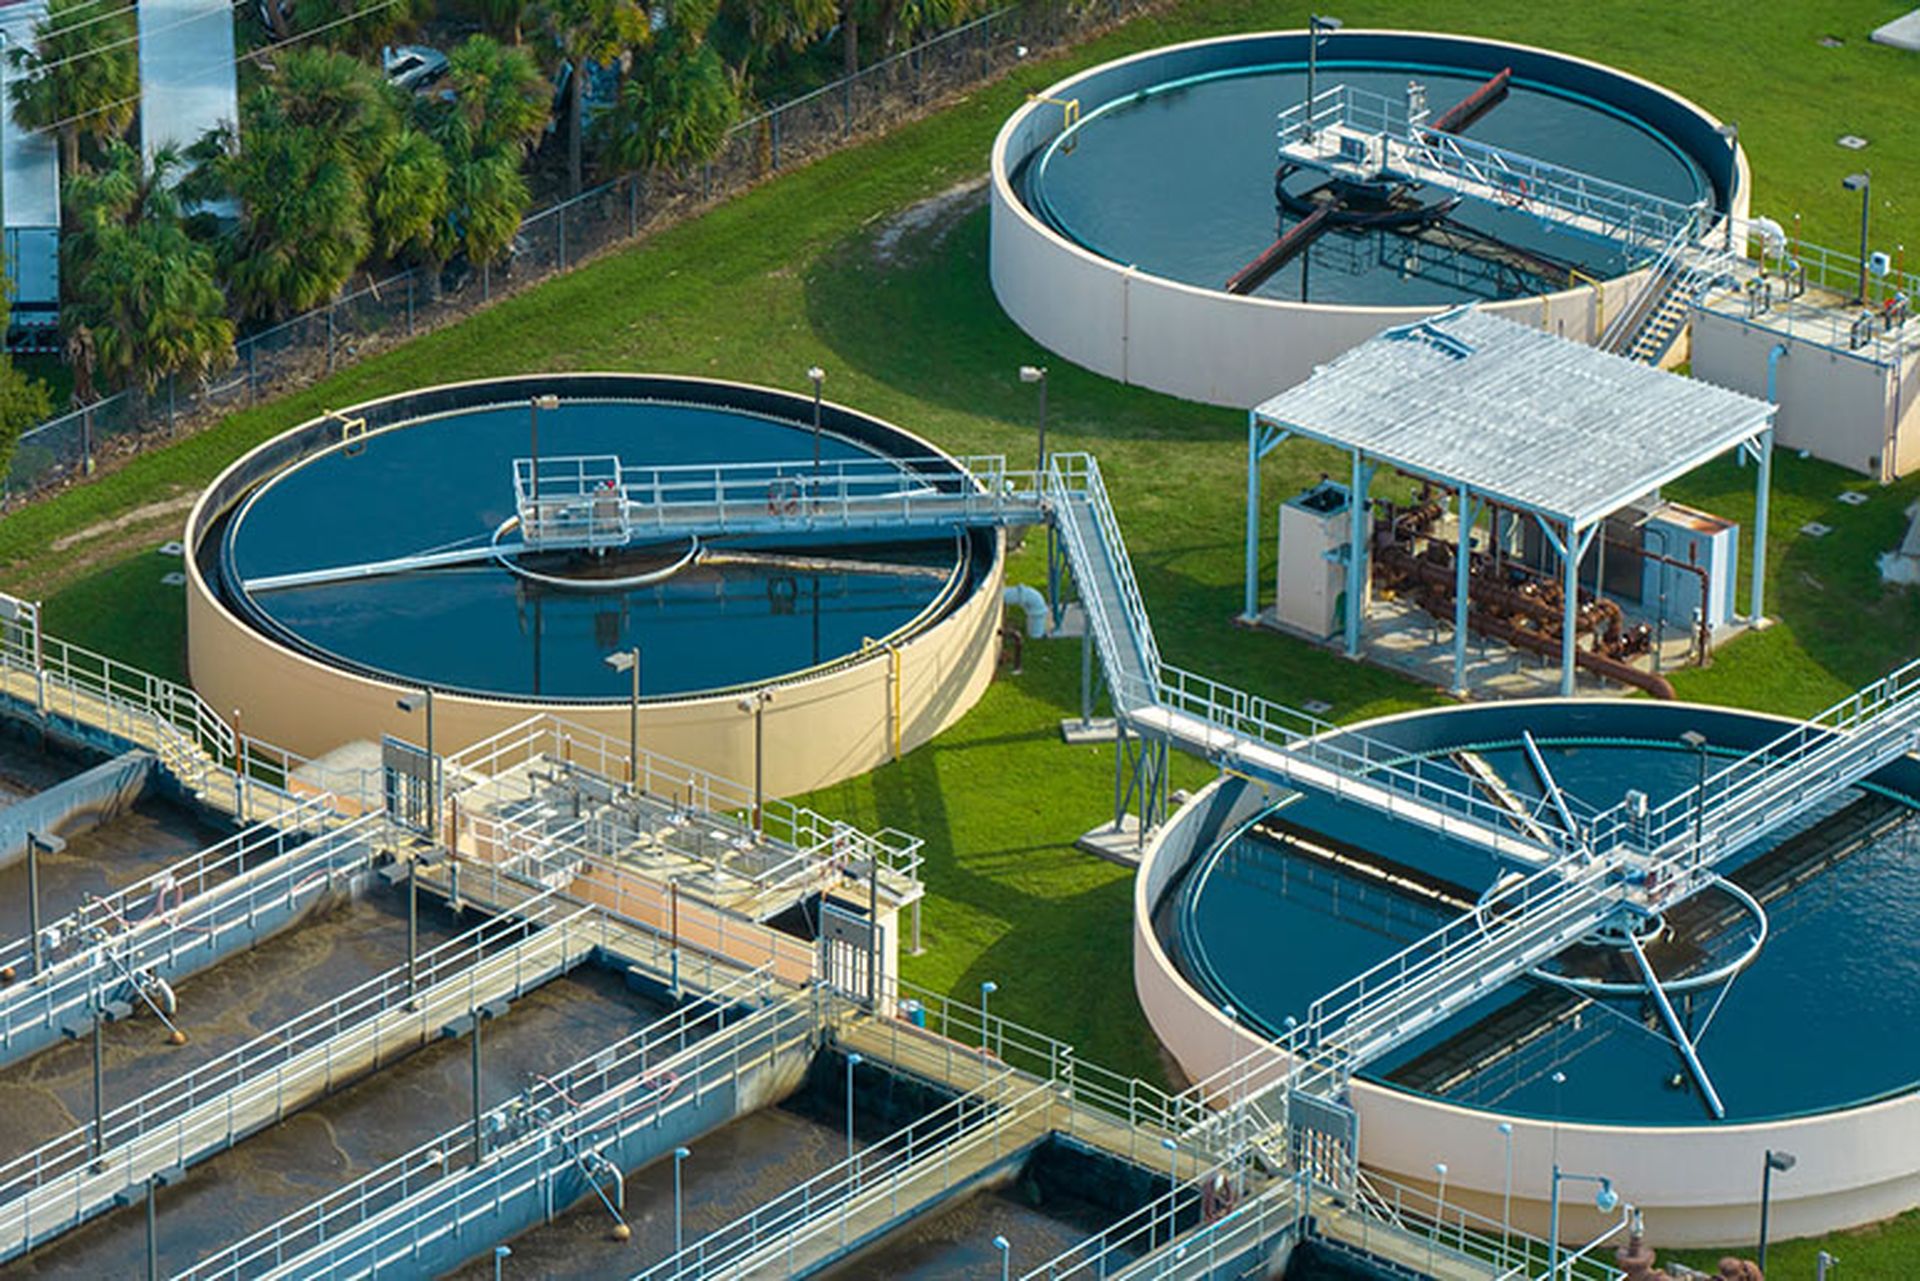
6,0,1920,1259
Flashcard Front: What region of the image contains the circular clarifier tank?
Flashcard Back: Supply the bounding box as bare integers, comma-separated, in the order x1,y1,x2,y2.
991,30,1750,407
185,375,1006,794
1134,699,1920,1245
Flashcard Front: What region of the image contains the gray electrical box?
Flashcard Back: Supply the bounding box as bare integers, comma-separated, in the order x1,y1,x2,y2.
1276,482,1355,640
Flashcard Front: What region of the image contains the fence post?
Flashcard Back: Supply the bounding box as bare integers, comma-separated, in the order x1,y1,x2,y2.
772,108,782,170
407,274,416,336
247,342,257,403
166,373,176,436
326,305,337,373
843,77,852,139
483,261,491,302
628,178,637,236
560,210,568,271
82,405,94,476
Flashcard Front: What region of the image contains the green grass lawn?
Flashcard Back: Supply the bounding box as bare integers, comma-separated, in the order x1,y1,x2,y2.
5,0,1920,1263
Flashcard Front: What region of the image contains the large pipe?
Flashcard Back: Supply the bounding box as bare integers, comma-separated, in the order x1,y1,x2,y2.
1002,584,1050,638
1429,68,1512,135
1373,515,1675,698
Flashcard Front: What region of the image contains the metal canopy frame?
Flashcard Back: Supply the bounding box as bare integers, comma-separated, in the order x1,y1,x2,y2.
1244,308,1778,695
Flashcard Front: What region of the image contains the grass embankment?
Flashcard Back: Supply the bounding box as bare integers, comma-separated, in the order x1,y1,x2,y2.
3,0,1919,1261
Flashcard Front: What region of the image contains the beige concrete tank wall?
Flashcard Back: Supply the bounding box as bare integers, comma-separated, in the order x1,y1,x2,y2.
184,376,1007,799
1133,772,1920,1250
1691,307,1920,482
991,30,1752,409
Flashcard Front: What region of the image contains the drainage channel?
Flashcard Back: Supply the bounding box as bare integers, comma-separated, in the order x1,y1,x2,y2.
8,958,668,1278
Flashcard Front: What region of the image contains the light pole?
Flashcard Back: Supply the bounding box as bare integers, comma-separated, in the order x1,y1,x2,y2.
1303,15,1343,143
1680,730,1709,851
528,393,559,507
808,365,826,479
1758,1148,1796,1271
993,1234,1010,1281
493,1245,511,1281
673,1145,691,1256
845,1051,863,1163
736,688,774,834
1161,1135,1179,1196
1019,365,1049,476
604,647,641,788
978,979,997,1052
1434,1161,1449,1228
1842,172,1871,303
26,829,61,978
1548,1166,1620,1280
1497,1122,1515,1258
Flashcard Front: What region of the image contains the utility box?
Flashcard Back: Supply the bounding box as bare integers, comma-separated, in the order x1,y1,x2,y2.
1640,501,1739,633
1276,482,1354,640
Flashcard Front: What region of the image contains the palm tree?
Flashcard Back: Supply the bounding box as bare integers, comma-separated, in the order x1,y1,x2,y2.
476,0,533,44
6,0,139,179
200,50,402,318
207,107,371,319
433,35,549,158
286,0,434,52
714,0,835,83
537,0,650,195
369,127,451,264
603,27,739,180
416,36,549,269
62,142,233,391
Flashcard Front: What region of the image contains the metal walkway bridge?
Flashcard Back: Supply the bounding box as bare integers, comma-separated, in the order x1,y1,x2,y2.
552,446,1920,1122
1273,84,1708,254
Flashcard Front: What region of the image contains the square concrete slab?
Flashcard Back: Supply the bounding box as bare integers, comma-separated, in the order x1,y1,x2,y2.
1872,9,1920,49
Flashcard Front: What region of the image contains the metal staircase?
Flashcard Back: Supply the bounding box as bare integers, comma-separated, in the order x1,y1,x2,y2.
1602,236,1748,365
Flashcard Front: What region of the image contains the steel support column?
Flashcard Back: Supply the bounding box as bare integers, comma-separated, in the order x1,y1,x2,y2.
1243,418,1290,621
1343,452,1376,658
1749,426,1774,623
1451,484,1479,694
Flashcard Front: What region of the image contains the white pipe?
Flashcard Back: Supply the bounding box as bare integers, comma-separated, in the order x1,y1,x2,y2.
1002,584,1050,638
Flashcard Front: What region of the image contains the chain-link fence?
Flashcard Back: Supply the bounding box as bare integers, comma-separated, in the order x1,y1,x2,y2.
3,0,1158,505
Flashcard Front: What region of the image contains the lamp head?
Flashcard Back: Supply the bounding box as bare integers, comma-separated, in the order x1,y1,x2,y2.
807,365,825,385
1498,1122,1513,1137
1679,729,1708,748
1595,1180,1620,1213
848,1052,863,1067
1019,364,1047,383
1161,1136,1178,1152
605,650,637,673
981,979,998,996
1767,1149,1797,1173
993,1236,1010,1252
1715,121,1738,143
1311,14,1343,33
396,693,425,712
495,1245,512,1259
1435,1162,1448,1178
531,394,560,411
1843,172,1870,193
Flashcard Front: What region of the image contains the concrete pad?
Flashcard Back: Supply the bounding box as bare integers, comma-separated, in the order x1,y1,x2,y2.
1076,815,1147,866
1872,9,1920,49
1059,716,1118,743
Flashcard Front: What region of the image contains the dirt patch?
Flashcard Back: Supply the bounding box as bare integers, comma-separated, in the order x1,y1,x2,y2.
872,175,989,267
50,492,197,553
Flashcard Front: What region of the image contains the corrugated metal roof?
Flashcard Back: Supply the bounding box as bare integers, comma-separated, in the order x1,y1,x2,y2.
1251,307,1777,529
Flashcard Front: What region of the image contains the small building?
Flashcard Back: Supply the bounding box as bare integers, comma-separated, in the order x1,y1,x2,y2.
1245,306,1778,697
0,0,59,347
1690,250,1920,482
